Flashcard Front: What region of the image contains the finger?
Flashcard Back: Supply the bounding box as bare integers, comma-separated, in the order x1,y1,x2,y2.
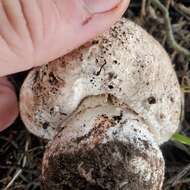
34,0,130,66
0,77,18,131
0,0,130,76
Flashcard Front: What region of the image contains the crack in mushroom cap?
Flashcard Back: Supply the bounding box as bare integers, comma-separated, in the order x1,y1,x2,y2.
20,18,181,143
42,103,165,190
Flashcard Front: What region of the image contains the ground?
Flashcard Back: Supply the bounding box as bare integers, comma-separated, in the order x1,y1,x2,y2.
0,0,190,189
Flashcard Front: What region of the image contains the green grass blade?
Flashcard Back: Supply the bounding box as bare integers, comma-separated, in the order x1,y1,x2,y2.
172,133,190,146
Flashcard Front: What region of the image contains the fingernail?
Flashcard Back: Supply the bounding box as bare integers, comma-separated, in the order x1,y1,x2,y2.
82,0,122,13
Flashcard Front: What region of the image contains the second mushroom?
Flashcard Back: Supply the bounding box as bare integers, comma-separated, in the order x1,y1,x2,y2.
20,18,182,190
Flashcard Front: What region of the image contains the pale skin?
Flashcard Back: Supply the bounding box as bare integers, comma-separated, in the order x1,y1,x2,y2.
0,0,130,131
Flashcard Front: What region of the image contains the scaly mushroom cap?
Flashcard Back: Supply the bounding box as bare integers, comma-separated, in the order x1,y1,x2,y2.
20,18,181,144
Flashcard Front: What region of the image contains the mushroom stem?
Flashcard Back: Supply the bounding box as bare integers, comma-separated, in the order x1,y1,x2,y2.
42,97,165,190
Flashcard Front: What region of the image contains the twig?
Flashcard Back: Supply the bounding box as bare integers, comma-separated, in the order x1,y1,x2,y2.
178,4,190,17
140,0,147,18
0,164,38,174
150,0,190,57
166,0,172,9
171,178,190,186
4,136,30,190
166,164,190,187
174,4,190,21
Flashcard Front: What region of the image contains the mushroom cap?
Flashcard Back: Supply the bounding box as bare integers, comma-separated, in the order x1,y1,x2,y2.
20,18,181,143
42,100,165,190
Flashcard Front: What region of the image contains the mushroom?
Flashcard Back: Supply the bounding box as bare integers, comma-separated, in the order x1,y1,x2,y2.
20,18,182,190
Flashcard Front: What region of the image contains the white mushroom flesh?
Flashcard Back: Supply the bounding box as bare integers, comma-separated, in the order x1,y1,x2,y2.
20,18,181,144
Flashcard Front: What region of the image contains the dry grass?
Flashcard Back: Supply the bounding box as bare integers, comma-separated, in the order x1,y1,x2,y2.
0,0,190,189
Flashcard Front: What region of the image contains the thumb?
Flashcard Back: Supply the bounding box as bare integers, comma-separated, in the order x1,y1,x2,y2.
35,0,130,66
0,0,130,76
0,77,18,131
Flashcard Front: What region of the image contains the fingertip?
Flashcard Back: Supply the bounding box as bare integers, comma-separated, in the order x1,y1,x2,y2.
42,0,130,65
82,0,130,32
0,77,18,132
79,0,131,35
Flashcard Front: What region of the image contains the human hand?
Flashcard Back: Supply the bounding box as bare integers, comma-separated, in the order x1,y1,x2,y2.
0,0,130,131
